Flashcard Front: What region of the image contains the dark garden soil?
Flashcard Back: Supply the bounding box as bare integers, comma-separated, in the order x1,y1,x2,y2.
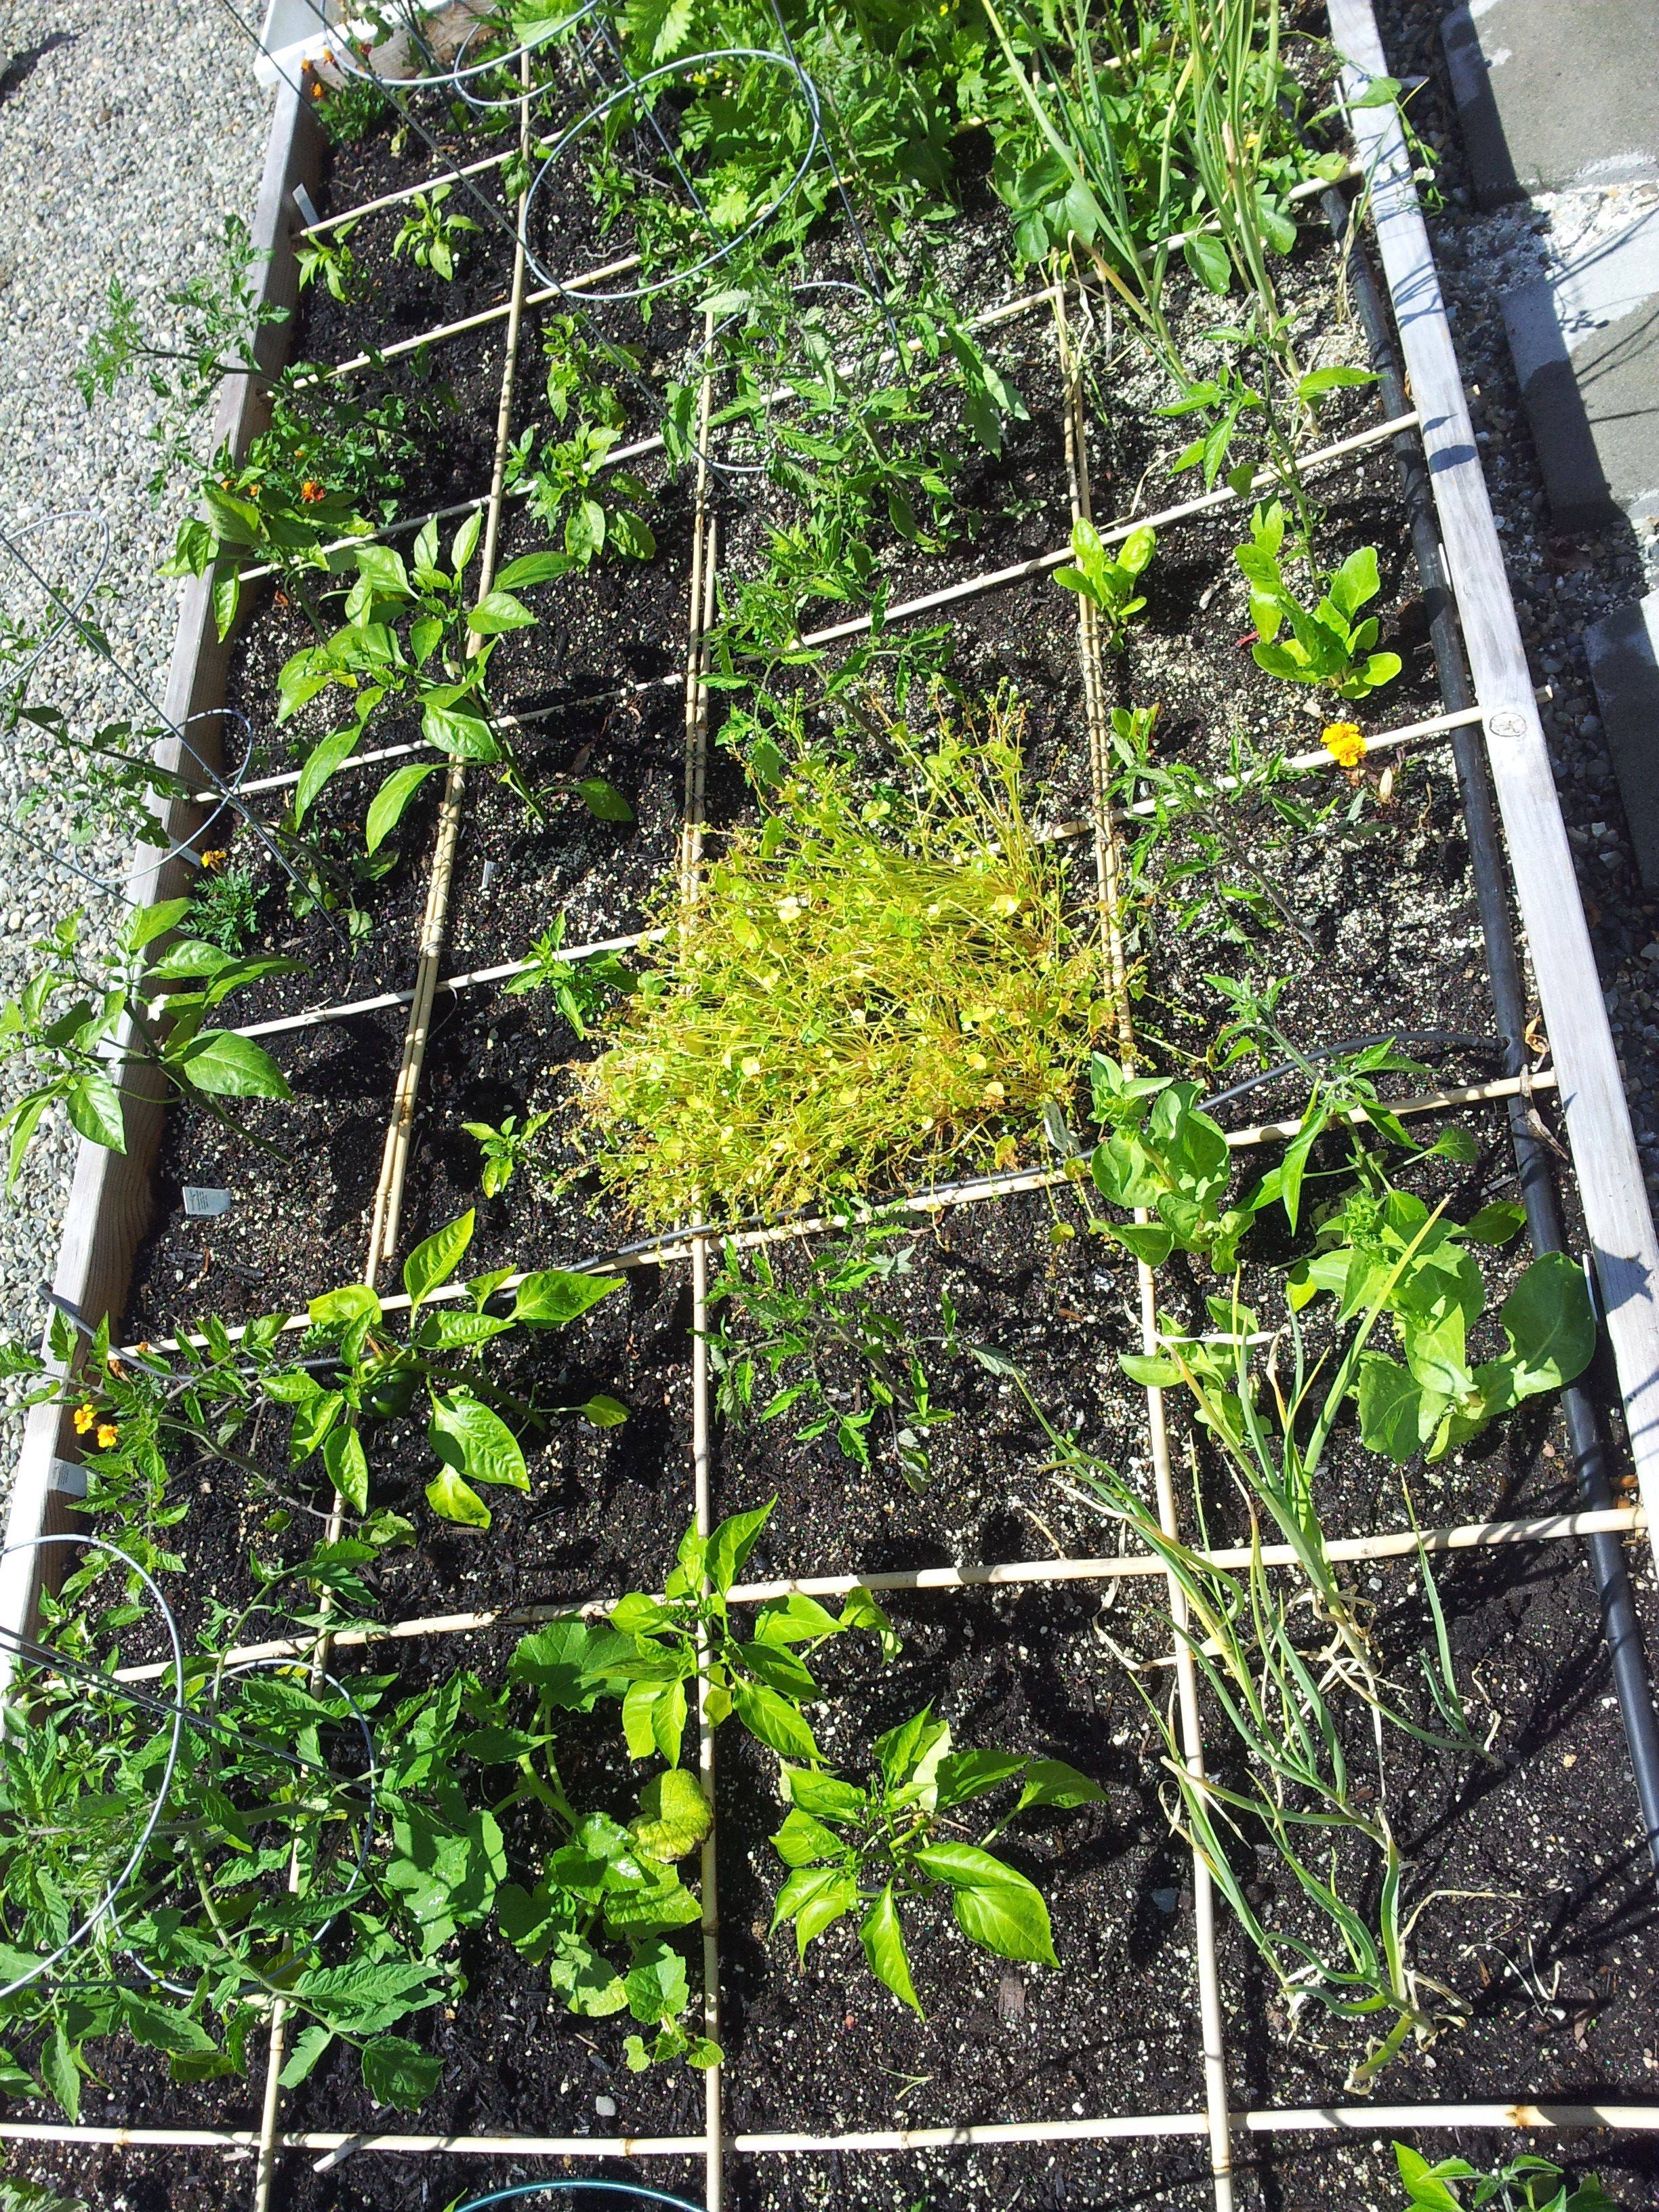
12,20,1659,2212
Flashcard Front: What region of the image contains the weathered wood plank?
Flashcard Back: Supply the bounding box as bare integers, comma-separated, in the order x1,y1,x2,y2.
1329,0,1659,1524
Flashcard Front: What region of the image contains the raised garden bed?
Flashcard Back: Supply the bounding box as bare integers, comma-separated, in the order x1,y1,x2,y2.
3,5,1659,2211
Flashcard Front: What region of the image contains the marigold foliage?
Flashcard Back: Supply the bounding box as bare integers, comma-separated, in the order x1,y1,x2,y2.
579,699,1112,1223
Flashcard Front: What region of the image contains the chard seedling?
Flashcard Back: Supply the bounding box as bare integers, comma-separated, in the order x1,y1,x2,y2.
1234,501,1402,700
1052,518,1155,649
574,1498,899,1767
767,1706,1101,2013
1292,1187,1595,1466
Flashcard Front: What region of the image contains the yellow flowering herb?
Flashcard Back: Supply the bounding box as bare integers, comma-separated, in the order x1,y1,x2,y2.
579,693,1112,1223
1321,721,1366,769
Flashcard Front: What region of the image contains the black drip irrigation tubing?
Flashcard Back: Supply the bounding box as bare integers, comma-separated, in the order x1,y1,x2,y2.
1322,178,1659,1886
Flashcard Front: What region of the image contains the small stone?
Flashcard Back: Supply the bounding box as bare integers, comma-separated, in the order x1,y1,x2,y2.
1152,1887,1179,1914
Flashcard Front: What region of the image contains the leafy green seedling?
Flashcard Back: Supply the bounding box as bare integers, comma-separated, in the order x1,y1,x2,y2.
1290,1189,1597,1465
1086,1052,1255,1271
768,1706,1101,2012
1235,501,1401,700
295,218,363,304
1052,519,1155,650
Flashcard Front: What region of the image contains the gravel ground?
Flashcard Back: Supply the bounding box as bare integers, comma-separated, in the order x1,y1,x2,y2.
1375,1,1659,1225
0,5,270,1469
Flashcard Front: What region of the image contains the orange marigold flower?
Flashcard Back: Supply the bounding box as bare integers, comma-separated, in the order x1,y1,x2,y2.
300,480,325,504
73,1401,97,1435
95,1423,119,1451
1321,720,1366,769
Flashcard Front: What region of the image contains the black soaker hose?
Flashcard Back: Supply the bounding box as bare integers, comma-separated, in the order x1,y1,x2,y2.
1322,182,1659,1883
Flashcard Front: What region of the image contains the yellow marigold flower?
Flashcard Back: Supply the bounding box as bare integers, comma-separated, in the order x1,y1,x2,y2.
1322,720,1366,769
200,848,230,872
300,480,325,504
96,1423,119,1450
73,1401,97,1435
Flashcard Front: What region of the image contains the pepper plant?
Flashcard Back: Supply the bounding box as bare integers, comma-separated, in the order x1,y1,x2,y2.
504,915,637,1035
575,1498,899,1766
272,1210,629,1530
278,516,630,847
769,1706,1102,2012
0,901,296,1192
392,186,478,281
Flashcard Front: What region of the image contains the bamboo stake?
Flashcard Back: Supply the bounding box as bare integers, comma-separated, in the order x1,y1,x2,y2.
362,133,533,1284
676,319,724,2212
128,1071,1561,1358
108,1505,1645,1684
1053,280,1234,2212
8,2097,1658,2160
